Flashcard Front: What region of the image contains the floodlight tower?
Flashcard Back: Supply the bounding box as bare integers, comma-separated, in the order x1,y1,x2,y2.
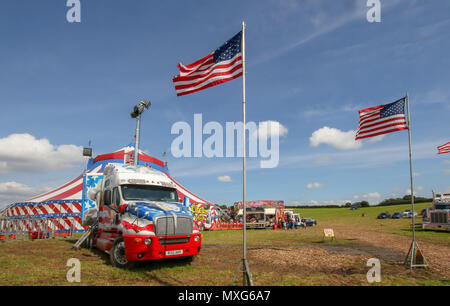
130,100,151,166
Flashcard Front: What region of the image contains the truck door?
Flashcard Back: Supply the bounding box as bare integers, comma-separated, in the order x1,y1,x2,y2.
102,187,119,234
101,189,113,230
107,187,120,236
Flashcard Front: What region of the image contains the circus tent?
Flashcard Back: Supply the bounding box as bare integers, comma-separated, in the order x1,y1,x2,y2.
0,144,211,233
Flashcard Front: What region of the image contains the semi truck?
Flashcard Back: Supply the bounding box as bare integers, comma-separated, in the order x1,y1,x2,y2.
87,163,202,268
422,191,450,232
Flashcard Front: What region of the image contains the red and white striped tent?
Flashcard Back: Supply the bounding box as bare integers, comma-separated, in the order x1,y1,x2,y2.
0,145,212,233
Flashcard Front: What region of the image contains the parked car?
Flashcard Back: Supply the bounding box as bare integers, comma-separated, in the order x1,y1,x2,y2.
302,218,317,226
377,212,391,219
403,209,418,218
391,212,403,219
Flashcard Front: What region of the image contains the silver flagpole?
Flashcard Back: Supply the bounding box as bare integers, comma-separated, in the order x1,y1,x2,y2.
406,93,416,268
232,21,253,286
404,93,428,269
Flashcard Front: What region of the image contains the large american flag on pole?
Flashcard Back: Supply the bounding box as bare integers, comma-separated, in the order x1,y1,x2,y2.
355,97,408,140
173,31,243,96
438,142,450,154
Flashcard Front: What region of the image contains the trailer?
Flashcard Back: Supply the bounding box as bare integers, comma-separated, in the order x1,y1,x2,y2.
235,200,285,229
237,207,265,229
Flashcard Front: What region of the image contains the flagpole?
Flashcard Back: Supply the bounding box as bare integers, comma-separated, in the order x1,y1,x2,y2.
233,21,253,286
406,93,416,268
404,93,428,269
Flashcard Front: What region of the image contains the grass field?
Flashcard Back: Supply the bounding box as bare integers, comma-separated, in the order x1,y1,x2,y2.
0,203,448,286
296,203,450,246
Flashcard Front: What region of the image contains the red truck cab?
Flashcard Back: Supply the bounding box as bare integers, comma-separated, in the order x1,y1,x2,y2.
90,163,201,268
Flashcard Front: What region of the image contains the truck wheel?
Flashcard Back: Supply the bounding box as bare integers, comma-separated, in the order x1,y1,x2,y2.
110,237,134,269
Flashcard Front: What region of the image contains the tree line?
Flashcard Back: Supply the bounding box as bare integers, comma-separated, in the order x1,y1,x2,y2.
285,195,433,209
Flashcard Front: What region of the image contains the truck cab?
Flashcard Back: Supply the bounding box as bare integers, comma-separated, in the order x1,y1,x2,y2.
422,192,450,232
90,163,202,268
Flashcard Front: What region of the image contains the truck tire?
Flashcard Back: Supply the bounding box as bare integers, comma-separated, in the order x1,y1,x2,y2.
110,237,135,269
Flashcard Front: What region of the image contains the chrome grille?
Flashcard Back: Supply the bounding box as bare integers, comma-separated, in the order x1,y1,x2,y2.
159,237,190,245
155,215,193,237
431,211,448,224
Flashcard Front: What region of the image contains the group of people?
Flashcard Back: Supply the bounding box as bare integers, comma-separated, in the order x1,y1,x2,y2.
268,215,306,230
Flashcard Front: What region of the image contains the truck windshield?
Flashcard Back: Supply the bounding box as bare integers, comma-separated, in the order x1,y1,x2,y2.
121,184,179,202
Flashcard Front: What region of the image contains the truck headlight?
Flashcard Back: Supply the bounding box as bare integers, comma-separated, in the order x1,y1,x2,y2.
194,235,200,242
144,238,152,245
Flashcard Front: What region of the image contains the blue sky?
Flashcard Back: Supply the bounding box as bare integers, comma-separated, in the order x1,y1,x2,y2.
0,0,449,208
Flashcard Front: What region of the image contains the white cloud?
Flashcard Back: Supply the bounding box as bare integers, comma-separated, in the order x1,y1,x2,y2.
353,192,381,205
413,172,421,177
306,182,324,189
288,200,302,206
254,121,288,139
366,135,386,143
0,181,34,195
0,134,83,174
310,127,362,150
362,192,381,199
302,199,352,206
406,186,424,196
217,175,232,183
0,181,52,208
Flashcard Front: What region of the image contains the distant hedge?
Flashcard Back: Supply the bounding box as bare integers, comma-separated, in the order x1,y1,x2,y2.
286,195,432,209
377,195,432,206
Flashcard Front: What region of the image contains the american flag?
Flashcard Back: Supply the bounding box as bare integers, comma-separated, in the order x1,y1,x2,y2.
355,98,408,140
438,142,450,154
173,31,243,96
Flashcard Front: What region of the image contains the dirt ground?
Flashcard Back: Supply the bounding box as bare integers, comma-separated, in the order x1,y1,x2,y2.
318,224,450,278
195,223,449,285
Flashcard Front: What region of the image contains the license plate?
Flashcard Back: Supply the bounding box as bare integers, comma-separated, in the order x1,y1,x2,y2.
166,250,183,256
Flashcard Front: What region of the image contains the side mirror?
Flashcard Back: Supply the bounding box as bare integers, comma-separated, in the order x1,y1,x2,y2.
183,196,190,208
